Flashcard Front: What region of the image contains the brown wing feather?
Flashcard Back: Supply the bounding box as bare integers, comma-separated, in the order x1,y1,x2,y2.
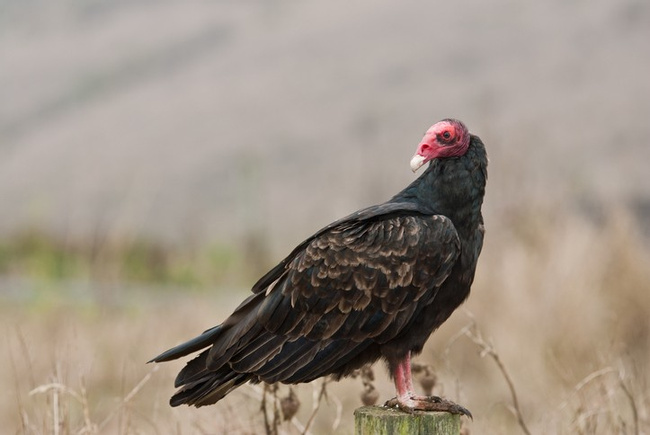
153,213,461,406
260,214,460,343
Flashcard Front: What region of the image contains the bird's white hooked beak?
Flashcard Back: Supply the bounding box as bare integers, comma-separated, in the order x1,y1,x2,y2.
410,154,427,172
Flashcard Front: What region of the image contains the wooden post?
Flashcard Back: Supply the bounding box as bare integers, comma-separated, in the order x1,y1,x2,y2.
354,406,461,435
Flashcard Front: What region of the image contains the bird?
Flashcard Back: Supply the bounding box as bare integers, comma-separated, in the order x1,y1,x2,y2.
150,118,487,416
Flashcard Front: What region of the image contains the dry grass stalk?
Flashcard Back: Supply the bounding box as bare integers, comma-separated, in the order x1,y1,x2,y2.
454,318,532,435
98,365,159,431
618,376,639,435
562,363,644,435
301,379,329,435
254,378,343,435
26,365,158,435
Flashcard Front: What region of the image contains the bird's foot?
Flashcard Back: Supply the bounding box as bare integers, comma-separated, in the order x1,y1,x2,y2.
384,395,472,419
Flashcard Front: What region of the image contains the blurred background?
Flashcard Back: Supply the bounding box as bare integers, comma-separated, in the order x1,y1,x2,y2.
1,1,649,433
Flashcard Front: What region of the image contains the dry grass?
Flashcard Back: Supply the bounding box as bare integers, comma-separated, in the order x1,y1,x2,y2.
2,206,649,434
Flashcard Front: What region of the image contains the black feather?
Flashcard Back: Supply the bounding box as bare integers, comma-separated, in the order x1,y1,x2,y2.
151,121,488,408
149,325,222,363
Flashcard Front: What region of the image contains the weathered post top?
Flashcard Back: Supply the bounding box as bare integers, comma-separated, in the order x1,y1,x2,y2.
354,406,461,435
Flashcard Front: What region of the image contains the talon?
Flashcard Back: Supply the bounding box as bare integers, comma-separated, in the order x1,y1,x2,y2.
388,354,472,418
384,397,416,413
384,395,472,419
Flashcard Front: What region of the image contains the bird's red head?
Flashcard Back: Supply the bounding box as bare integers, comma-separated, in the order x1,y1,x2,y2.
410,119,470,172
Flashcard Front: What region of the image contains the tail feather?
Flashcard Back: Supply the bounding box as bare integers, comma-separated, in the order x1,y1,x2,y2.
149,325,222,363
174,350,210,388
231,334,289,372
206,313,261,369
152,277,385,408
170,369,253,407
257,339,322,382
164,327,376,407
286,339,372,383
228,331,288,371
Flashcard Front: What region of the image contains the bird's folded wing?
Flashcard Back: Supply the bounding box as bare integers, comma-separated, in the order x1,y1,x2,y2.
255,213,461,343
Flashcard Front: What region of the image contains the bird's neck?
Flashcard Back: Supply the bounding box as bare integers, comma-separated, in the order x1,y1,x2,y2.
392,135,487,238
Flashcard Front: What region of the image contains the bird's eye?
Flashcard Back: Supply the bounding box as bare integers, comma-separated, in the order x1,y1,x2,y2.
442,131,452,140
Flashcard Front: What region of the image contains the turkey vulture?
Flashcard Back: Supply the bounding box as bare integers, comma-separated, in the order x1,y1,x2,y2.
151,119,487,416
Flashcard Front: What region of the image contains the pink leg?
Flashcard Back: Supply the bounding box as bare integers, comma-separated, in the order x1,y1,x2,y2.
385,351,472,417
402,352,415,393
393,353,411,400
393,351,417,396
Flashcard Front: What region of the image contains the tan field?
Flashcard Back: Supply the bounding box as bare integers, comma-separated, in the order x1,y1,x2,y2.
3,207,649,434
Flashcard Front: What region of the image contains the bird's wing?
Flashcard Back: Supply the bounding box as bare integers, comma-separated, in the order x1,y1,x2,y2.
251,201,429,294
152,212,461,404
254,212,460,344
